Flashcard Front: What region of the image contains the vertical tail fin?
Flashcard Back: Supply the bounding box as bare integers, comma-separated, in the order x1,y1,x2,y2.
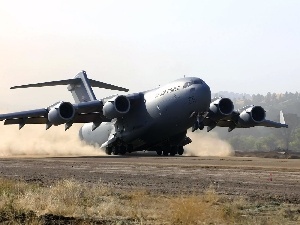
67,71,96,103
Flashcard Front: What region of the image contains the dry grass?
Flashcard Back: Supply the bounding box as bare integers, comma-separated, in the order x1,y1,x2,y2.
0,178,299,224
167,187,242,224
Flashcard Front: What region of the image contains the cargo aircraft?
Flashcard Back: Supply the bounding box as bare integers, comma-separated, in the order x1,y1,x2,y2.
0,71,288,156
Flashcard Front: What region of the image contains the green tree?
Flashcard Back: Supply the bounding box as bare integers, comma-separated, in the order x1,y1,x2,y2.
290,128,300,151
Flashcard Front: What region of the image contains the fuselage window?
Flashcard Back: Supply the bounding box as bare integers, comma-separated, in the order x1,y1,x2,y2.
183,82,192,88
155,85,181,98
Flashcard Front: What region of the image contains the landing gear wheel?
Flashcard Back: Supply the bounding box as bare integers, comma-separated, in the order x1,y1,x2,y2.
105,147,112,155
170,146,177,156
112,146,119,155
163,150,169,156
119,145,127,155
127,145,133,153
156,149,162,156
178,146,184,155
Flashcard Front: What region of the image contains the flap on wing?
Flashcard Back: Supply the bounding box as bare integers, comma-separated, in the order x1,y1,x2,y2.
2,112,110,126
0,108,47,121
258,120,288,128
203,117,236,127
216,120,236,127
4,117,47,125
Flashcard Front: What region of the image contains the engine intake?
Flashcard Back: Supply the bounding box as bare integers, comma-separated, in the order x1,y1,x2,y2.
103,95,130,119
251,106,266,122
239,105,266,126
48,102,75,125
208,98,234,121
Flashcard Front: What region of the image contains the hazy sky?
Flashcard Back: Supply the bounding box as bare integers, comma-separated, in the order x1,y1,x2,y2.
0,0,299,110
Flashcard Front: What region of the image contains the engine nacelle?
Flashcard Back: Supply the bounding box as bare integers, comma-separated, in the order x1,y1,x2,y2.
238,105,266,126
208,98,234,121
103,95,130,119
48,102,75,125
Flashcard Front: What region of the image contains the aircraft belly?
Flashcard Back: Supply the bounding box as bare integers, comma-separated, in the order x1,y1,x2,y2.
124,90,193,146
80,83,210,150
134,86,209,147
139,116,191,145
138,110,193,145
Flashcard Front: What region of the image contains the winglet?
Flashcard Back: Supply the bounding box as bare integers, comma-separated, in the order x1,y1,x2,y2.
280,110,286,125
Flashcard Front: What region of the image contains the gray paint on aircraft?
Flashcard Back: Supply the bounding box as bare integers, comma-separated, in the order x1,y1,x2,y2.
0,71,288,155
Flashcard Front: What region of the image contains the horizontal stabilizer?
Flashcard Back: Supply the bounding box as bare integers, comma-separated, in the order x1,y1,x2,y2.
89,79,129,92
11,78,129,92
11,78,80,89
10,71,129,103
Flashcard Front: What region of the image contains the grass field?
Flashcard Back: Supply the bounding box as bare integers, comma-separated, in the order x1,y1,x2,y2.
0,178,299,225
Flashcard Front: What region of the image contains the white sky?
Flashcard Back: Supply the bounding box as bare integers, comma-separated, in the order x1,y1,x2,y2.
0,0,299,110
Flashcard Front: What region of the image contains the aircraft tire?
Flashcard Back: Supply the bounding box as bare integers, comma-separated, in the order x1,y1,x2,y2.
156,149,162,156
105,147,112,155
178,146,184,155
127,144,133,153
112,146,119,155
163,150,169,156
119,145,126,155
170,146,176,156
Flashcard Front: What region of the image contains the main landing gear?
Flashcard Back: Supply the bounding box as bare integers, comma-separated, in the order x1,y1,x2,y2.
156,146,184,156
105,145,133,155
105,145,184,156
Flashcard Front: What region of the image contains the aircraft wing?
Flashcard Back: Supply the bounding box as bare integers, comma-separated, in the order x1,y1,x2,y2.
204,118,288,129
0,71,134,130
0,91,144,130
0,108,48,122
0,108,48,126
202,100,288,132
256,119,288,128
0,100,111,130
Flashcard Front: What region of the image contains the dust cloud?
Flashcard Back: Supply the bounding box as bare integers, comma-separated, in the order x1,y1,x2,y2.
184,131,234,157
0,124,105,157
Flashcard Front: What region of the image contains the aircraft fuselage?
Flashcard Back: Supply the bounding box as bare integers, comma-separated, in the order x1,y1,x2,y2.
79,77,211,152
0,70,288,156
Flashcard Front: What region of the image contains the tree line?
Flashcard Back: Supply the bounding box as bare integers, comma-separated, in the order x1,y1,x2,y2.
215,92,300,152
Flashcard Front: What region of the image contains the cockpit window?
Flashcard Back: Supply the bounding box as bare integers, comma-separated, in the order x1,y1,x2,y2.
183,82,192,88
193,80,203,84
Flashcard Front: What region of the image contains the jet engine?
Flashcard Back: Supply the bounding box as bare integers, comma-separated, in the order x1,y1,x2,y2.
208,98,234,121
48,102,75,125
103,95,130,119
238,106,266,126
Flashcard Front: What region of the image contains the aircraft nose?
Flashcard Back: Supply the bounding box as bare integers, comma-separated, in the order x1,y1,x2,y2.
198,82,211,110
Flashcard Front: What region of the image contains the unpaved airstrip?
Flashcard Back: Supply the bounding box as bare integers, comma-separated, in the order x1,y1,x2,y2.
0,154,299,203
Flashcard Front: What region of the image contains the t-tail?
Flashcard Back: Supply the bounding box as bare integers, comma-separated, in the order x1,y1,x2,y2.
11,71,129,103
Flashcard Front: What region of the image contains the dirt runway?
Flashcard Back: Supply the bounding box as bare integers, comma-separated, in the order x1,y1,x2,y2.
0,154,299,203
